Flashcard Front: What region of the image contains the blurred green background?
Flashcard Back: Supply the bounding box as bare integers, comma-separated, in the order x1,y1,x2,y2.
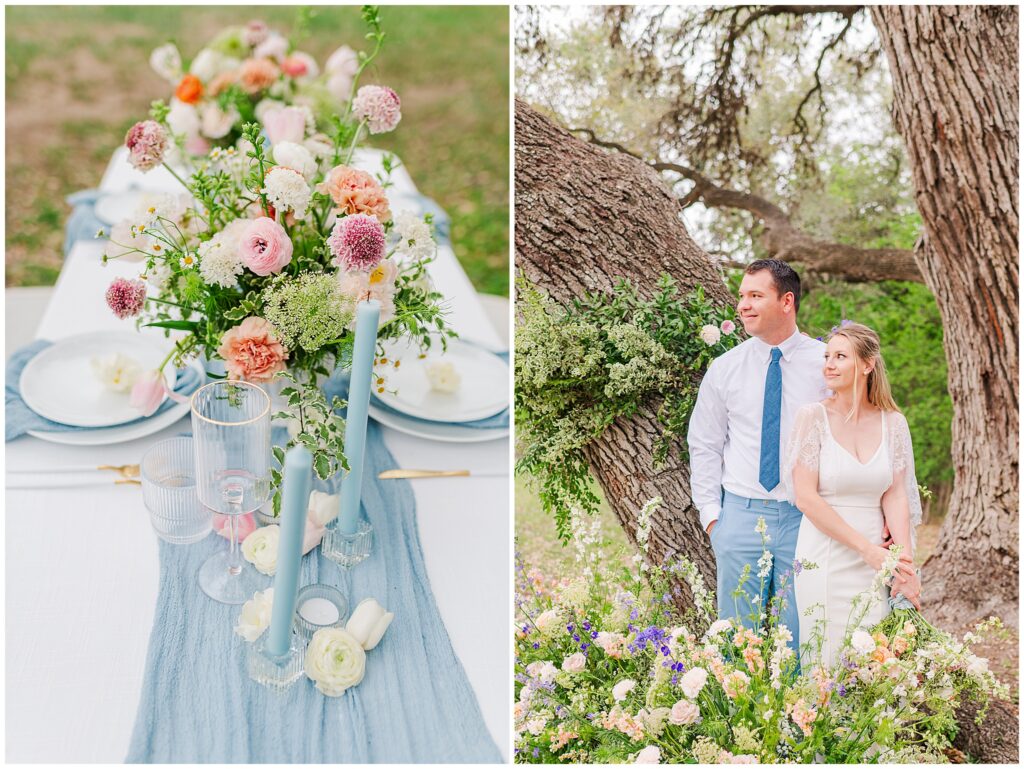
5,5,509,296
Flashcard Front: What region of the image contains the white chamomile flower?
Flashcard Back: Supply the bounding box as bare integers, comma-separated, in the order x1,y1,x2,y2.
179,252,198,269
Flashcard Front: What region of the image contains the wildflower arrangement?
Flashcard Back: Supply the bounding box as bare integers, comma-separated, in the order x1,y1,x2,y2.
146,8,389,162
515,275,740,537
102,6,453,510
514,503,1007,764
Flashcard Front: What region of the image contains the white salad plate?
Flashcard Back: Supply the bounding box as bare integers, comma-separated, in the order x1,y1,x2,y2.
368,403,508,444
94,191,144,226
371,337,508,423
20,331,172,428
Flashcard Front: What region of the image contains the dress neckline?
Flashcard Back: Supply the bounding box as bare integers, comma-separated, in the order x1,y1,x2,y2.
817,401,886,467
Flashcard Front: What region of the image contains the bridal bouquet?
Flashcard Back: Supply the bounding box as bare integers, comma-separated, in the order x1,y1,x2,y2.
146,8,381,162
102,7,452,507
514,505,1007,764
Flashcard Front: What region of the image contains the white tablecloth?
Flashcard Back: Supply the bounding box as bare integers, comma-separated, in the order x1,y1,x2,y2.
5,149,510,762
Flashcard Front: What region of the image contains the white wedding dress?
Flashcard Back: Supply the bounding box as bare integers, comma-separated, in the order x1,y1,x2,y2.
786,402,922,670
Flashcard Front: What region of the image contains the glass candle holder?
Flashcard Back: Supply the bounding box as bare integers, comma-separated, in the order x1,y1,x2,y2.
140,437,212,545
322,518,373,568
248,632,304,693
294,584,348,642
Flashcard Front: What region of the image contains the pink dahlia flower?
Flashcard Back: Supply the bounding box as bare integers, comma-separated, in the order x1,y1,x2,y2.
328,214,386,272
238,217,293,276
317,165,391,222
352,85,401,134
124,120,169,172
105,277,147,318
217,316,288,382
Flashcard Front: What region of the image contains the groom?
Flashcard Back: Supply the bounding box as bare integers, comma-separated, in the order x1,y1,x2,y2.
687,259,827,649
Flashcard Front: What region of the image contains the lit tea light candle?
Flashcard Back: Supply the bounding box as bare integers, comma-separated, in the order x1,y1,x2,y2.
299,597,341,627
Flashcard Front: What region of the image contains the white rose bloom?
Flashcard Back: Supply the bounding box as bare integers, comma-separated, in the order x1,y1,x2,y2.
612,678,636,702
534,608,561,635
262,166,311,220
166,99,201,139
273,141,317,179
680,666,709,698
200,103,238,140
699,323,722,346
307,490,340,527
150,43,182,84
91,352,143,392
345,598,394,651
562,653,586,673
851,630,876,654
304,627,366,696
636,746,661,764
189,48,225,82
242,525,280,575
234,588,274,642
426,361,461,394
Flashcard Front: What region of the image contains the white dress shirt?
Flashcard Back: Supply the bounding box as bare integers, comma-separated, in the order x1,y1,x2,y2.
687,328,829,532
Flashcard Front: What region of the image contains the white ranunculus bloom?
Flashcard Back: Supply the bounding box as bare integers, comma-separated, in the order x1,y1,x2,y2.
851,630,876,654
149,43,182,84
200,103,238,140
273,141,317,179
345,598,395,650
166,99,201,139
234,588,274,642
699,323,722,346
304,627,366,696
242,525,280,575
91,352,143,393
679,666,709,698
307,490,339,528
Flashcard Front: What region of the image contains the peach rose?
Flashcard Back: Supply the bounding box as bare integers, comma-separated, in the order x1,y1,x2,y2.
217,316,288,382
239,58,279,94
318,165,391,222
175,74,203,105
238,216,292,276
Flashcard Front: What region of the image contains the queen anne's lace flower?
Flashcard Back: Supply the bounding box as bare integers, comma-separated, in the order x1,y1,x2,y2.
263,166,311,220
352,85,402,134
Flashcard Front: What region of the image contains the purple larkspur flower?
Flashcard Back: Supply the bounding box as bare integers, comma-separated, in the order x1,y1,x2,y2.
837,684,847,697
328,213,386,271
532,643,540,650
105,277,147,319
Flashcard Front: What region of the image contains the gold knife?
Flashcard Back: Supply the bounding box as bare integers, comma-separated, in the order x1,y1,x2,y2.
378,469,472,479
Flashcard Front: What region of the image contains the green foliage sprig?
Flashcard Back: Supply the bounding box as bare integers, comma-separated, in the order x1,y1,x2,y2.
515,275,740,538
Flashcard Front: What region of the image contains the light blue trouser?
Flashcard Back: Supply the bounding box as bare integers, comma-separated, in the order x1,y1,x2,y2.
711,491,802,654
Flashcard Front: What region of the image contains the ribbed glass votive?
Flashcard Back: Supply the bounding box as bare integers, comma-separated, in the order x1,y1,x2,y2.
140,437,212,545
322,519,373,568
248,633,304,693
294,584,348,642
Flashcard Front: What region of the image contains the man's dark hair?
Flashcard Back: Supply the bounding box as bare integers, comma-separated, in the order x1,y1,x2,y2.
745,259,801,312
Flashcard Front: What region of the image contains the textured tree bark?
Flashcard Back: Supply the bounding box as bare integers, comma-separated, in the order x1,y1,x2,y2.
872,5,1019,629
515,98,732,594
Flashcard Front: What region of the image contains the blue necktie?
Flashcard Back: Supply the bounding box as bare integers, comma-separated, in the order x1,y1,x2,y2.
759,347,783,492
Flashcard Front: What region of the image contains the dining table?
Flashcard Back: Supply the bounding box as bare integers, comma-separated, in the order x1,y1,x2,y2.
5,147,510,762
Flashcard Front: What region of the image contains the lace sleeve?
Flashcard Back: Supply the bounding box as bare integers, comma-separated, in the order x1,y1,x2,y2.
782,403,825,505
888,412,923,530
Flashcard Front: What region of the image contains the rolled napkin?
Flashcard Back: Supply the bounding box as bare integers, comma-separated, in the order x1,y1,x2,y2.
64,189,105,257
5,340,202,441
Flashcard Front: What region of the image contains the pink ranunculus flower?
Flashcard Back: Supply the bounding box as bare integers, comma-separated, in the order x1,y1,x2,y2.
129,370,167,416
328,213,386,272
720,319,737,335
125,120,169,171
217,316,288,383
263,106,306,145
352,85,401,134
281,52,317,79
318,165,391,222
238,217,293,276
214,512,257,543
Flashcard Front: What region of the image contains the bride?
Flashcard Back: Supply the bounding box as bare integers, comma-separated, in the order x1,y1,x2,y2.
786,322,922,669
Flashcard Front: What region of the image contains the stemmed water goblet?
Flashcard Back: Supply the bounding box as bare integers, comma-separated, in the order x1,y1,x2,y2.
191,380,273,604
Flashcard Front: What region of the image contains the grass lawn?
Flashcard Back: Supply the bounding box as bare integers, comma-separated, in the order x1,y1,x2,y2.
5,5,509,296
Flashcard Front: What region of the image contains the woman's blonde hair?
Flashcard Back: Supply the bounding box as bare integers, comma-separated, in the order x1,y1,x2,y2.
828,322,901,418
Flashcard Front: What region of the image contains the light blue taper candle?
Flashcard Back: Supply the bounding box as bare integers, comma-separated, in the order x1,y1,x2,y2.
338,299,381,535
265,445,312,657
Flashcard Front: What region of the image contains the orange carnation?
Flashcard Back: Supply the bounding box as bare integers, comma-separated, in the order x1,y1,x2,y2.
175,74,203,105
317,165,392,222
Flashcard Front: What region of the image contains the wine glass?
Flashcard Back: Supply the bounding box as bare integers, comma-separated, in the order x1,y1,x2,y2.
191,380,272,604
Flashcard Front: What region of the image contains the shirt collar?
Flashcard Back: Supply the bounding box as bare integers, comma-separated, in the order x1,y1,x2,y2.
751,328,805,363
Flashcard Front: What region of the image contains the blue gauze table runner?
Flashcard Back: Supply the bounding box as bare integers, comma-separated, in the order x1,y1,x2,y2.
126,419,500,762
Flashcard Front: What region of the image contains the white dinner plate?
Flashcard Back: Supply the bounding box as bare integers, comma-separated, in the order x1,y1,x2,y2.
25,359,202,446
94,191,144,226
371,338,508,423
20,331,172,427
368,403,508,444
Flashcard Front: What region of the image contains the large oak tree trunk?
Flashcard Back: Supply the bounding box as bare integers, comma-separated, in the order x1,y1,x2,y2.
872,6,1019,629
515,98,730,591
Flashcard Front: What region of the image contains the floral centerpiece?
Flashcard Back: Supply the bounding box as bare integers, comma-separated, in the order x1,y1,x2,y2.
514,503,1008,763
103,6,453,513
